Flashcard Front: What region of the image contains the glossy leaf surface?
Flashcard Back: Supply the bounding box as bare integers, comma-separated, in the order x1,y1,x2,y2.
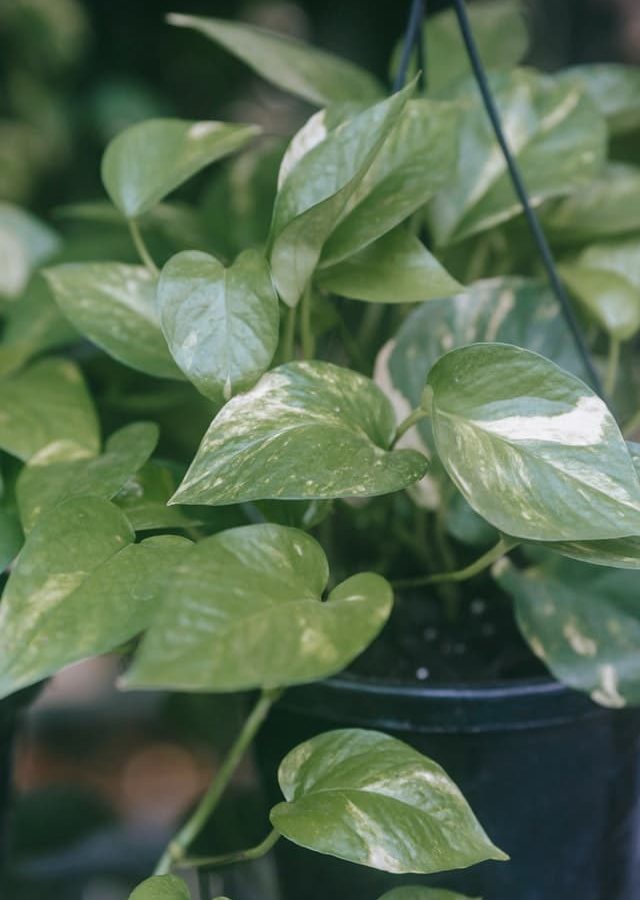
168,14,383,107
0,358,100,462
16,422,158,532
429,70,607,245
320,100,459,265
271,729,507,873
0,497,189,699
496,555,640,707
102,118,260,218
172,361,428,505
129,875,191,900
44,263,183,379
269,84,413,306
318,228,461,303
428,343,640,541
123,525,392,691
560,263,640,341
157,249,279,402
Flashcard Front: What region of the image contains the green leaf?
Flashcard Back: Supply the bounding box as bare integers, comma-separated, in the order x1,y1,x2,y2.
113,461,197,531
0,275,77,376
428,343,640,541
129,875,191,900
270,729,507,873
269,83,414,306
157,249,279,403
495,555,640,707
0,358,100,462
16,422,158,533
167,14,383,107
558,64,640,136
319,99,459,265
379,277,589,456
123,524,392,692
378,889,479,900
0,496,190,699
391,0,528,95
542,163,640,244
44,263,183,379
0,203,60,298
429,69,607,245
317,228,461,303
171,361,428,506
560,264,640,341
101,118,260,218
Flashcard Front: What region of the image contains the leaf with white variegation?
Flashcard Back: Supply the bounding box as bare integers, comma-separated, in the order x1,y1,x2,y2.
16,422,158,532
129,875,191,900
558,64,640,136
428,69,607,245
122,524,392,692
171,361,428,506
270,729,507,873
157,249,279,403
495,554,640,707
317,228,461,303
0,358,100,462
269,83,414,306
44,263,183,379
0,496,190,699
101,118,260,218
319,99,459,265
167,14,383,107
428,343,640,541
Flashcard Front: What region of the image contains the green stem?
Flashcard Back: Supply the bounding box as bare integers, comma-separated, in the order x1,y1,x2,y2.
604,336,620,399
181,829,280,870
282,305,297,362
153,688,282,875
392,407,431,446
300,286,315,359
129,219,159,276
392,537,518,589
623,408,640,438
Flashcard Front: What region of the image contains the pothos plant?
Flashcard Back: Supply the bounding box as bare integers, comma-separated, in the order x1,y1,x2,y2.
2,1,640,898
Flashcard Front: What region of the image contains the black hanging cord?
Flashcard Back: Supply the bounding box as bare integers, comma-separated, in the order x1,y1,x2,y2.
393,0,425,92
450,0,604,397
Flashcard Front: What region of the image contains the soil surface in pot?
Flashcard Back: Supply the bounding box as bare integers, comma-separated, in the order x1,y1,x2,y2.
350,573,547,684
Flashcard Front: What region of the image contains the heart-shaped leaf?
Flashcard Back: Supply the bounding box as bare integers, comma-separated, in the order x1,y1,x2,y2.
390,0,528,95
558,64,640,136
123,524,392,692
428,343,640,541
317,228,461,303
0,357,100,462
379,278,589,453
0,203,60,299
429,69,607,245
101,118,260,218
269,83,414,306
270,729,507,873
16,422,158,532
167,14,383,107
542,163,640,245
157,249,279,403
495,554,640,707
171,361,428,506
0,496,190,699
44,263,183,379
378,889,479,900
319,99,459,266
129,875,191,900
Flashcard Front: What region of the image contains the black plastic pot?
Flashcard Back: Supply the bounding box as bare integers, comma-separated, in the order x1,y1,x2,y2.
257,673,640,900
